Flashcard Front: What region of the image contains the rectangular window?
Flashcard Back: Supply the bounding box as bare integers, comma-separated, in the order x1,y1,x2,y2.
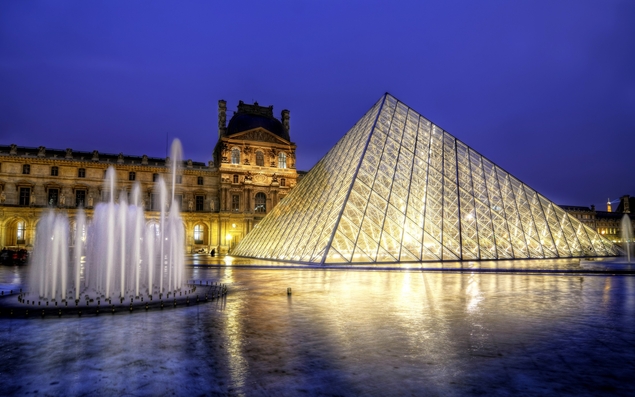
194,225,204,244
78,168,86,178
280,178,285,187
17,221,25,244
174,195,182,210
48,189,59,206
129,171,136,181
23,164,30,175
51,166,59,176
176,175,182,184
19,187,30,206
233,174,239,183
76,190,86,207
153,173,159,182
150,193,160,211
197,176,203,185
232,195,240,212
195,195,204,211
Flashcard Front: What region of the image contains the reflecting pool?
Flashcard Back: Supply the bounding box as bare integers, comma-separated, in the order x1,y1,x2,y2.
1,261,634,396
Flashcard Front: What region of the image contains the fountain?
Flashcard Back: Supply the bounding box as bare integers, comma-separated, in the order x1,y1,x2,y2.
18,140,209,309
581,213,634,271
621,214,632,263
0,140,228,317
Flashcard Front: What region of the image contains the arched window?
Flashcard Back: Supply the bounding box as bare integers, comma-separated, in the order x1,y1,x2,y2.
147,222,160,238
278,152,287,169
231,148,240,164
255,192,266,213
194,224,205,244
256,151,264,166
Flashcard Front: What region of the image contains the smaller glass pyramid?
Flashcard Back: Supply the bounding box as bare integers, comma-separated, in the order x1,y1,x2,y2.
233,94,618,264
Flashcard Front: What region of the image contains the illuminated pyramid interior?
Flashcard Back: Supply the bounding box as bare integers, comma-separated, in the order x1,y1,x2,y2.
233,94,618,264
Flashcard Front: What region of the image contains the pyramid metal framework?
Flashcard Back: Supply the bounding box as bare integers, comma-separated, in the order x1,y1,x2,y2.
233,94,618,264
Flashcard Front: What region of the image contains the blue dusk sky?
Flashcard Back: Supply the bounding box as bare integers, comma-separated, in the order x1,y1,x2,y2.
1,0,634,207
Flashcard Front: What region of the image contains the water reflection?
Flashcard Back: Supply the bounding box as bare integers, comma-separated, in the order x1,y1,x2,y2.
0,265,634,395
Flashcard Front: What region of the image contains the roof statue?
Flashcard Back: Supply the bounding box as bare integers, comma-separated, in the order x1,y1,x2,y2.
233,94,618,264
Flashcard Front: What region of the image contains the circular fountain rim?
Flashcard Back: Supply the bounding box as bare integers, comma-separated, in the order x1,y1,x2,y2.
0,280,228,319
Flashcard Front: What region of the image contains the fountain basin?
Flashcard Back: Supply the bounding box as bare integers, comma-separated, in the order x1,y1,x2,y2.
0,280,227,318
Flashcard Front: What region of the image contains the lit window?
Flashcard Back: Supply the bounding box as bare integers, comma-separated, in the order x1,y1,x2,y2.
197,176,203,185
255,192,266,213
231,148,240,165
256,151,264,167
232,195,240,212
278,152,287,169
194,224,204,244
17,221,25,244
51,166,58,176
22,164,30,175
78,168,86,178
148,222,160,237
129,171,135,181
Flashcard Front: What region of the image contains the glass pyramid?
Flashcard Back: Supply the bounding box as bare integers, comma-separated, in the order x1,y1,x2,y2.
233,94,618,264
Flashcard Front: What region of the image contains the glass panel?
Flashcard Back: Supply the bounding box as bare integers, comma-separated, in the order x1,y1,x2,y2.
233,94,617,264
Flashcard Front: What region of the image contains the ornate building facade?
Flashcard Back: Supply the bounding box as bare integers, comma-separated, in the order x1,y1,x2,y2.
561,195,635,243
0,100,299,254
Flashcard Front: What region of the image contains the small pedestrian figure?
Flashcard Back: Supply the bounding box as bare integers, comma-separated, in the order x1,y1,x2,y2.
210,248,216,257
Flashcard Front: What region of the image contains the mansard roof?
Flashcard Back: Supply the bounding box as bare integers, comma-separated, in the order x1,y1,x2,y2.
226,101,290,141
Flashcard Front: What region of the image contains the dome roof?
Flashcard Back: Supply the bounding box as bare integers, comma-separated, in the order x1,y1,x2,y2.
225,101,290,141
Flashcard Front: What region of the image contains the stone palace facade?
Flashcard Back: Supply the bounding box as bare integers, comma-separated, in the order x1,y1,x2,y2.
0,100,300,254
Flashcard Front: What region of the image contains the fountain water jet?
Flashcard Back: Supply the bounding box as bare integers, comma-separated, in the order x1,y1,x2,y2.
622,214,632,263
27,140,186,302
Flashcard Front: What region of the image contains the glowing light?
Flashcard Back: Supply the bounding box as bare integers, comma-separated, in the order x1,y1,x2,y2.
232,94,618,263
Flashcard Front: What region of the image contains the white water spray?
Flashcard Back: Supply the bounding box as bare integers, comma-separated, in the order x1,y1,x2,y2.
28,140,186,302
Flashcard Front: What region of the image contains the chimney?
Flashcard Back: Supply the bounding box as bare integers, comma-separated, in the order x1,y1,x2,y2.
590,205,595,212
281,109,290,137
218,100,227,137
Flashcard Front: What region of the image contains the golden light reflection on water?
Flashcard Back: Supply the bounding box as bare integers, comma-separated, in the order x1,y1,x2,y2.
1,263,634,396
225,300,248,395
213,265,629,386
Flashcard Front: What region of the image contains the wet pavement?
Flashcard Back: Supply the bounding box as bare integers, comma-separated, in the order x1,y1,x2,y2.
1,258,634,396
